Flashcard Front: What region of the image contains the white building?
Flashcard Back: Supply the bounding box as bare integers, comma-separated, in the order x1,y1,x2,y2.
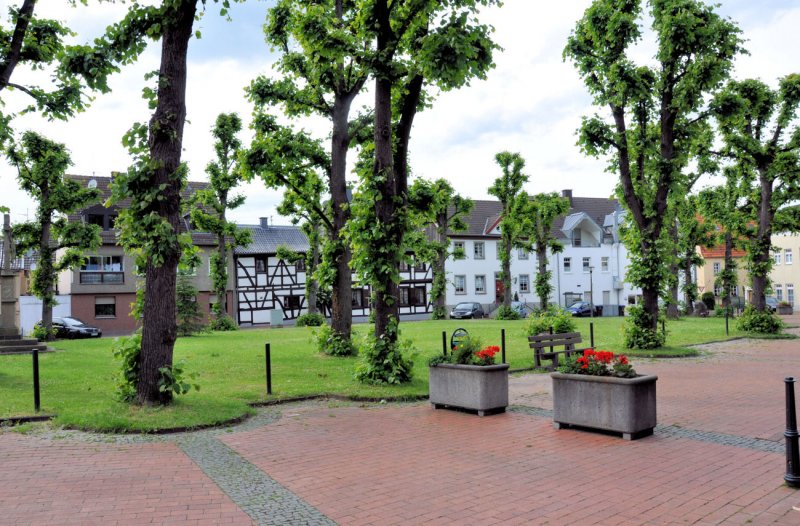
445,190,641,315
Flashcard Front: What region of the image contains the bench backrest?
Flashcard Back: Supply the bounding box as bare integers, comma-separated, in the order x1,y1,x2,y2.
528,332,582,350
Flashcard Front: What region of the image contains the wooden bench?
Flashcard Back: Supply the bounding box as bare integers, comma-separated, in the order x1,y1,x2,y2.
528,332,589,370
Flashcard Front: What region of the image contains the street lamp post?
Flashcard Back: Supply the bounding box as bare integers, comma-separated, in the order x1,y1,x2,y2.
589,266,595,318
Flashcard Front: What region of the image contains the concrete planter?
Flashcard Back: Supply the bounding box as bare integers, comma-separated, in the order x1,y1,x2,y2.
778,305,793,315
551,372,658,440
429,363,509,416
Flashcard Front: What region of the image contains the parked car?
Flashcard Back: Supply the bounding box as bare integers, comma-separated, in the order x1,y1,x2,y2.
36,317,102,339
510,301,529,318
450,302,485,319
765,297,778,313
566,301,593,317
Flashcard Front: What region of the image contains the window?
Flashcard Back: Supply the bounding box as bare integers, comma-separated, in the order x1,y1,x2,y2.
713,284,722,297
255,256,267,273
412,287,426,306
284,295,301,310
474,241,485,259
352,288,366,308
786,249,793,265
563,257,571,273
712,262,721,275
399,260,410,271
518,248,528,260
80,255,124,284
87,214,104,227
453,241,465,259
729,285,738,297
295,259,306,272
776,285,783,302
208,295,228,314
789,284,795,307
583,257,591,272
400,287,426,306
94,296,116,318
475,275,486,294
414,259,425,272
774,252,782,265
572,229,582,247
601,257,609,272
178,259,198,276
455,275,466,294
519,274,530,293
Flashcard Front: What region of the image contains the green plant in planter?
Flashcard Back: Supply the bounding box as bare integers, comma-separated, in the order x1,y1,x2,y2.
428,336,500,366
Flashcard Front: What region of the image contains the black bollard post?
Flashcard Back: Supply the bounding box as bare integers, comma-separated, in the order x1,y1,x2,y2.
501,329,506,364
442,331,447,356
661,319,665,336
725,308,729,336
265,343,272,396
32,348,40,413
786,377,800,487
590,322,594,349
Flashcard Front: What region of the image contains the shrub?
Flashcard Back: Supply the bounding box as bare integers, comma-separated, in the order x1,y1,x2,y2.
526,306,576,336
112,334,141,402
431,306,447,320
714,306,735,318
209,315,238,331
558,349,636,378
737,305,784,334
701,291,716,310
31,323,55,341
495,305,520,320
355,332,415,385
296,312,325,327
314,325,356,356
623,305,666,350
428,335,500,367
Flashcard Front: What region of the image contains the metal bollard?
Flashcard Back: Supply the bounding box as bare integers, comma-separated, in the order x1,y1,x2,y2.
590,322,594,349
501,329,506,364
32,348,40,413
442,331,447,356
785,377,800,487
265,343,272,396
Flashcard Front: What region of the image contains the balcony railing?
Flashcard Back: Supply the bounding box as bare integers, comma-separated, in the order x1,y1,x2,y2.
79,271,125,285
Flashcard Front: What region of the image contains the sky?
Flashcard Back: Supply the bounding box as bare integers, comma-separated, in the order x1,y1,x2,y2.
1,0,799,226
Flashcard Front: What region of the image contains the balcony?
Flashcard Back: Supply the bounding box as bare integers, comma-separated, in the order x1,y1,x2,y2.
79,272,125,285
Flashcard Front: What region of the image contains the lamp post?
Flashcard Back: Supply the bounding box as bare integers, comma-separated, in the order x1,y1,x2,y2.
589,266,595,318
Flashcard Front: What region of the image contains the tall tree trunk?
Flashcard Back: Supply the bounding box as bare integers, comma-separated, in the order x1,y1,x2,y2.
38,208,53,341
722,231,733,309
216,231,227,317
432,229,448,316
537,246,548,309
501,237,512,308
137,0,196,405
666,223,680,319
750,173,774,311
307,223,320,315
683,252,694,315
329,97,353,340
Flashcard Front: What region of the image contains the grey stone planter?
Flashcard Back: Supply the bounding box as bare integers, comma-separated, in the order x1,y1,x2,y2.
429,363,509,416
778,305,793,315
551,372,658,440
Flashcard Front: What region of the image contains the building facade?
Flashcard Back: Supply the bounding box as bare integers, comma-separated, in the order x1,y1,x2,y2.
770,233,799,311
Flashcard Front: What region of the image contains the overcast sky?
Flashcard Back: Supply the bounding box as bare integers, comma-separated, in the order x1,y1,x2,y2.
1,0,799,226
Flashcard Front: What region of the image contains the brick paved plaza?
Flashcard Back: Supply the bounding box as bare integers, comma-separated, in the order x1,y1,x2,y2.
2,321,800,525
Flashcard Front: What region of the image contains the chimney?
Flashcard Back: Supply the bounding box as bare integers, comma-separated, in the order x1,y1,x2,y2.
562,189,573,205
260,217,270,229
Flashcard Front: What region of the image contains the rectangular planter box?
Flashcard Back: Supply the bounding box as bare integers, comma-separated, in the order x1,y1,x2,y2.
551,372,658,440
429,363,509,416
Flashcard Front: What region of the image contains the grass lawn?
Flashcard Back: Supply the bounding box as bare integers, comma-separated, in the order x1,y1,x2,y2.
0,316,749,432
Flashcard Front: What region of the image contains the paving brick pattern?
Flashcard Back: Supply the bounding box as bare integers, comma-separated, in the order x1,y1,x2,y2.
0,433,253,525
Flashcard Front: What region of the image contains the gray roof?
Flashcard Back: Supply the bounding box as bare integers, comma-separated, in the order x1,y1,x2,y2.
235,225,309,255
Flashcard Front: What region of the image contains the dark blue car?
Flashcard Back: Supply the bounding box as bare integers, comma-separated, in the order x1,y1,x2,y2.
566,301,592,317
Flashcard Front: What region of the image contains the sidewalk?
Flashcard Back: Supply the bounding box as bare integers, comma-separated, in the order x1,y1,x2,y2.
2,322,800,525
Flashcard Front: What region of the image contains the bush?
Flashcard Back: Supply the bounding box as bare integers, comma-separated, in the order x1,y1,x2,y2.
623,305,666,350
701,291,716,310
495,305,520,320
428,335,500,367
526,306,576,336
209,315,238,331
31,323,55,341
314,325,356,356
112,334,141,402
737,305,784,334
355,334,415,385
296,312,325,327
431,306,447,320
714,306,735,318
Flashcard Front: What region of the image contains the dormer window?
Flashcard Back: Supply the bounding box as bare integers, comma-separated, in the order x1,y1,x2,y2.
572,229,582,247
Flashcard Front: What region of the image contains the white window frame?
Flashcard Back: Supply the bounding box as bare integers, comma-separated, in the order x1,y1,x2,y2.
454,275,466,295
563,257,571,273
712,262,721,275
518,248,528,260
583,257,591,273
475,275,486,294
776,285,783,301
519,274,530,293
786,249,793,265
453,241,466,259
474,241,485,260
788,284,795,307
601,257,609,272
774,252,782,265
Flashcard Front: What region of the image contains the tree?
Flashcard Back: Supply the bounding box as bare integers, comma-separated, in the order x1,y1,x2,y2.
521,192,570,310
190,112,250,330
109,0,238,405
357,0,499,371
0,1,149,142
176,248,204,336
8,131,100,339
565,0,742,345
676,194,712,315
712,76,800,311
488,151,529,315
248,0,371,350
407,178,473,319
